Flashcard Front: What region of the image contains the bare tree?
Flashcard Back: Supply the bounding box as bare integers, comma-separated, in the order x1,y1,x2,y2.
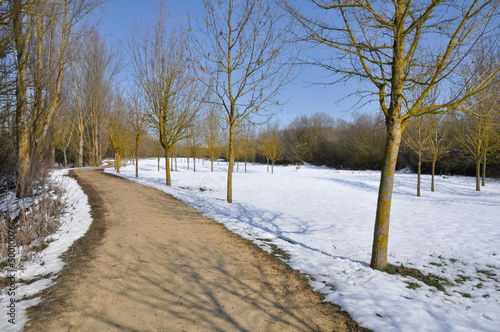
196,0,298,202
9,0,102,197
0,3,16,178
187,121,202,172
10,0,36,196
259,121,282,174
403,116,431,197
82,31,119,166
61,30,116,168
69,63,87,167
203,104,224,172
108,92,132,173
238,121,256,173
455,93,500,191
286,0,500,270
425,113,452,192
129,4,202,185
128,91,148,177
50,101,74,167
402,90,438,196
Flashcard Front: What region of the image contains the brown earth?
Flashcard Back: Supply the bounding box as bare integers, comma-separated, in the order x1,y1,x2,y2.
26,167,367,331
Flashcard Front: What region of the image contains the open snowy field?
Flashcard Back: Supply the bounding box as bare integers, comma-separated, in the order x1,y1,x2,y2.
106,158,500,332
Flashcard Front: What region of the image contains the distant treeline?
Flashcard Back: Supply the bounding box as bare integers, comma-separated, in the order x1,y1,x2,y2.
260,112,500,178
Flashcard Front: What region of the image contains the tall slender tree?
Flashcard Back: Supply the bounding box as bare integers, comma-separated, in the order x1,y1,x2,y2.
403,116,431,197
286,0,500,270
425,113,452,192
129,4,202,185
128,91,148,177
82,31,119,166
108,92,132,173
203,104,224,172
196,0,298,202
455,95,500,191
259,122,281,174
10,0,34,196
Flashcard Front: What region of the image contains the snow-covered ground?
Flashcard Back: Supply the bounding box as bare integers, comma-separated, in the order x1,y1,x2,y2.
105,158,500,332
1,160,497,331
0,169,92,332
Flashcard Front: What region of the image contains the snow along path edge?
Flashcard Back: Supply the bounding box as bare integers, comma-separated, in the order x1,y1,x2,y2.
0,168,93,332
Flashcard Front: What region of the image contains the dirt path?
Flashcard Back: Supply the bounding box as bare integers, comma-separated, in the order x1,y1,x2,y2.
26,167,365,331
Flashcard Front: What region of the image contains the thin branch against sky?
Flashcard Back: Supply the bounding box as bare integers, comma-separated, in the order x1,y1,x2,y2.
100,0,378,125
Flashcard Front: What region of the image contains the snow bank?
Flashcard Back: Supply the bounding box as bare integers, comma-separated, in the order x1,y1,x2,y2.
0,169,92,332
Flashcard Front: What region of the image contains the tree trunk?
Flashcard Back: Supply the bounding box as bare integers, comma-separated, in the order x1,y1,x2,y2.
227,125,236,203
165,146,171,186
475,160,481,191
211,156,214,172
90,121,95,166
482,153,486,187
63,131,72,168
63,149,68,168
96,129,101,166
272,160,274,174
431,158,436,192
157,152,160,171
135,152,139,177
370,11,405,270
187,156,190,170
116,152,121,173
16,130,30,198
12,0,31,198
194,157,196,172
417,151,421,197
370,115,402,270
78,132,83,167
244,158,247,173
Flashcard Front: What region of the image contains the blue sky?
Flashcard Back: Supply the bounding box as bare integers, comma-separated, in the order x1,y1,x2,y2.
99,0,372,125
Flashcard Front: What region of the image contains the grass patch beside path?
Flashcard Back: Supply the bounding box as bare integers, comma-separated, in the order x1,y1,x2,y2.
382,264,453,292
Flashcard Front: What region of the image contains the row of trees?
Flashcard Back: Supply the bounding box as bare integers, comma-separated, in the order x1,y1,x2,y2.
279,109,500,191
2,0,500,272
0,0,104,197
403,108,500,195
100,106,499,198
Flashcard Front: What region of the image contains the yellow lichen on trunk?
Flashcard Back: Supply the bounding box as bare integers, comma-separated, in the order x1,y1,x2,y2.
371,115,402,270
165,147,171,186
116,153,121,173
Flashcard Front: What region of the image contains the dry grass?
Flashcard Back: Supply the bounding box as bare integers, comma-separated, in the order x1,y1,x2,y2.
0,166,67,271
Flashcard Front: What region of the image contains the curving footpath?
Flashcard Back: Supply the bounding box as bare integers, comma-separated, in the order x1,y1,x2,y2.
26,167,365,331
